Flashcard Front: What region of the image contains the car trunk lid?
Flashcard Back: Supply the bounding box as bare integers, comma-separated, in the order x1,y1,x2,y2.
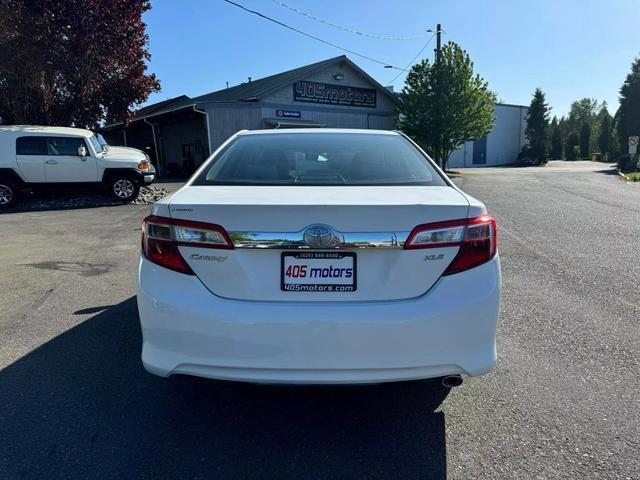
168,185,470,301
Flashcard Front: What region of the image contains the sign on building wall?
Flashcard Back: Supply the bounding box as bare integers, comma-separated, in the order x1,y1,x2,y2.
293,81,376,108
276,109,301,118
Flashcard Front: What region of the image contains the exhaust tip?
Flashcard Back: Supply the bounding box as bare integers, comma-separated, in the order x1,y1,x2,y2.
441,375,463,388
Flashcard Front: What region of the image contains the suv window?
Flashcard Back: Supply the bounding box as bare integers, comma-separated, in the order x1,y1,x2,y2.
47,136,88,156
194,133,447,186
16,136,46,155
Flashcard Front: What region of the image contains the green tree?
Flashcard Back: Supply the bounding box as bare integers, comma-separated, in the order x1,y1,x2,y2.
520,88,550,164
579,122,591,158
550,117,563,159
399,41,496,170
0,0,160,127
566,132,579,160
617,56,640,157
614,107,625,156
562,98,602,152
568,98,601,130
610,117,620,155
598,112,612,156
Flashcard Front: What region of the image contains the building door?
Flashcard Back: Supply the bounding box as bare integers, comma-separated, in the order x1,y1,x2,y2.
182,143,195,175
472,136,487,165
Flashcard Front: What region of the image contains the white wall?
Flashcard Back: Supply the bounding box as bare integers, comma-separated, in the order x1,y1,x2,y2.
448,104,528,168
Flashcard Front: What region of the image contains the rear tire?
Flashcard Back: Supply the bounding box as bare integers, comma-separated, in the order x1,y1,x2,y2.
108,175,140,203
0,180,18,210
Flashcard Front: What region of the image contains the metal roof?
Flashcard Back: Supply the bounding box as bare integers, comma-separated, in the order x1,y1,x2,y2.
104,56,399,129
133,95,190,118
191,56,354,103
103,95,193,128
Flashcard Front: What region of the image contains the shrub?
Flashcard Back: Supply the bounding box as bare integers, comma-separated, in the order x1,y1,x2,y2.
518,147,546,166
572,146,581,160
616,154,637,172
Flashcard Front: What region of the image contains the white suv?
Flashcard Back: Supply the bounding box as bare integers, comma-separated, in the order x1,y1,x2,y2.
138,129,501,385
0,125,155,208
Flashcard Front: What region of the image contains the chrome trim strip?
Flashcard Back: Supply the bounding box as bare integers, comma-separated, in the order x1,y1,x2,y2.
230,230,411,249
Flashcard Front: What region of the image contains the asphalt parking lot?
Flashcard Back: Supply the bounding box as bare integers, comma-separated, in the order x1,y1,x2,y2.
1,161,638,479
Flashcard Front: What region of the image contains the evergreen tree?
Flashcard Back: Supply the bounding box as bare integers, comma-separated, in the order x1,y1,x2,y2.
580,123,591,158
592,102,610,152
566,132,579,160
598,113,612,156
521,88,550,164
617,56,640,157
610,118,620,155
558,116,569,152
550,117,563,159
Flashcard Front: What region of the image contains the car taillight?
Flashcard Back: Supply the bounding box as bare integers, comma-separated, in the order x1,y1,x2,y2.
405,215,497,275
141,215,233,274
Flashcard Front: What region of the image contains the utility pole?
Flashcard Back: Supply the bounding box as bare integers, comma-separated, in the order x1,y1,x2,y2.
434,24,443,168
435,24,442,66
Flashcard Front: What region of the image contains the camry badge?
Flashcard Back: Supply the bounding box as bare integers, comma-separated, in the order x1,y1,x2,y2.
189,254,227,262
303,224,339,248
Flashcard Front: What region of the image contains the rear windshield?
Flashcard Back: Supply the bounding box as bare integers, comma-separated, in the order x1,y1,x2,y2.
193,133,447,186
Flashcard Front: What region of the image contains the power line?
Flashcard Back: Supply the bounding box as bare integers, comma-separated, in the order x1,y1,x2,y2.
387,32,436,85
270,0,432,41
222,0,407,71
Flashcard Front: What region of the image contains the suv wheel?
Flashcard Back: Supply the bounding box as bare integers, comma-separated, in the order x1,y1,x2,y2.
0,181,18,209
109,176,140,203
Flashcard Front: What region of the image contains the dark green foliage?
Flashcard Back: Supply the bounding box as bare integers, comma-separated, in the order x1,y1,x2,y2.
520,88,550,165
579,123,591,158
550,117,563,159
560,98,603,153
617,154,637,172
565,132,579,160
616,56,640,154
399,41,496,170
598,114,612,155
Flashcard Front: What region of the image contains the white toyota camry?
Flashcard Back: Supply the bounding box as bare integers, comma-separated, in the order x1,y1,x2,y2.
137,129,501,385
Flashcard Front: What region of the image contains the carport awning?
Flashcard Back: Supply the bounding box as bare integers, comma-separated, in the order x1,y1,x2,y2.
263,118,326,129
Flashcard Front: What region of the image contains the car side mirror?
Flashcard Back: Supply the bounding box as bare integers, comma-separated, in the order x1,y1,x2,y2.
77,145,87,158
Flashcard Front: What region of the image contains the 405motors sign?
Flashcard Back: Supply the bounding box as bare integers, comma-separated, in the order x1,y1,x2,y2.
293,80,376,108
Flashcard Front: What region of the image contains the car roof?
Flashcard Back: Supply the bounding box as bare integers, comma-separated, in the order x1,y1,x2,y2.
236,128,400,136
0,125,93,137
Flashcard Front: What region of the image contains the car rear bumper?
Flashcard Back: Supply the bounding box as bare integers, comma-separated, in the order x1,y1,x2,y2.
137,255,501,384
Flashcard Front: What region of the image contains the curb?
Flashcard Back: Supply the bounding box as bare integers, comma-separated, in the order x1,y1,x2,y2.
618,170,640,184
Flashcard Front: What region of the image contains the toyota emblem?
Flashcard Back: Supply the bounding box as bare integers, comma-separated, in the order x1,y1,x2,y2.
303,224,339,248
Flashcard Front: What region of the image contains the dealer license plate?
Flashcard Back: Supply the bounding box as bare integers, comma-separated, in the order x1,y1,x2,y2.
281,252,357,292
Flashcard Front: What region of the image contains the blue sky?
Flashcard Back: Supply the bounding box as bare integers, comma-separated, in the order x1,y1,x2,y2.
143,0,638,117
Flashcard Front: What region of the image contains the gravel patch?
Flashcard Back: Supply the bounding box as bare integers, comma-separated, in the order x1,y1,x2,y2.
132,186,172,204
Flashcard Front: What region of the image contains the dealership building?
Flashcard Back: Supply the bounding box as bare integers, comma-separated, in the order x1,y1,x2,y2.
101,55,527,176
101,55,400,176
